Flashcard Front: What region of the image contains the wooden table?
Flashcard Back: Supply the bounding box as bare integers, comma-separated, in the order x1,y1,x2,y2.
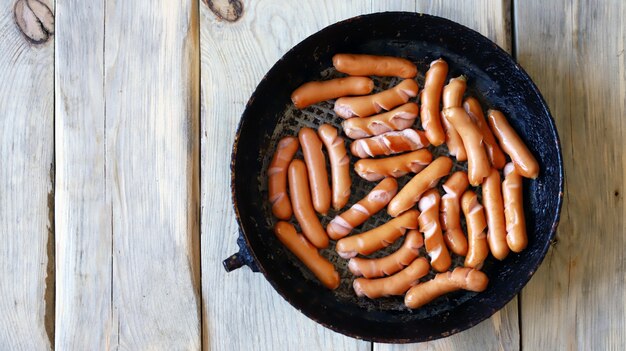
1,0,623,349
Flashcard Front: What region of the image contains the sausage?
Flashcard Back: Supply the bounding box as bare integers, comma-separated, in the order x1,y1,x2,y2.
318,124,351,211
440,171,469,256
404,267,489,309
442,76,468,161
443,107,491,186
288,159,329,248
418,189,452,272
298,127,331,215
291,77,374,109
353,257,430,298
461,190,489,269
443,75,466,109
332,53,418,78
327,178,398,240
463,98,507,169
342,102,419,139
420,59,448,146
350,129,429,158
488,109,539,179
482,168,509,260
354,149,432,181
335,209,419,259
334,79,419,118
387,156,453,217
274,221,340,289
348,229,424,278
503,163,528,252
268,136,300,219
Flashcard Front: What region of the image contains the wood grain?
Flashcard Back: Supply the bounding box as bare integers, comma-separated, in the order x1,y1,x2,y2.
0,0,54,348
56,0,201,348
105,0,201,348
376,1,519,350
6,0,622,348
201,0,519,350
54,0,111,349
199,1,374,350
371,0,416,12
516,1,626,349
416,0,512,53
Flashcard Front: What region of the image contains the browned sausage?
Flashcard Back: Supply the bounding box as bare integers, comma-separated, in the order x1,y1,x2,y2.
291,77,374,109
488,109,539,179
342,102,419,139
353,257,430,298
440,171,469,256
503,163,528,252
483,168,509,260
332,53,418,78
268,136,299,219
354,149,432,181
288,159,329,248
387,156,453,217
404,267,489,309
443,107,490,186
442,75,468,160
335,209,419,259
274,221,339,289
318,124,351,210
462,190,489,269
420,59,448,146
350,129,429,158
419,189,451,272
298,127,331,215
327,178,398,240
335,79,419,118
348,229,423,278
463,98,507,169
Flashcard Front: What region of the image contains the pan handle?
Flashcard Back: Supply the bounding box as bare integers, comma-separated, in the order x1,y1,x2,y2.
223,231,259,272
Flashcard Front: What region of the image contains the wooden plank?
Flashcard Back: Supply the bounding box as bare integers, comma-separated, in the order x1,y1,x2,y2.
380,306,519,351
371,0,416,12
416,0,512,53
0,0,54,349
54,0,111,349
199,1,374,350
376,1,519,350
57,0,203,348
516,1,626,349
104,0,201,349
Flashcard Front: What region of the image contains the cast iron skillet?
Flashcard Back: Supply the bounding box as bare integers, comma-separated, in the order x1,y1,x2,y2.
223,12,563,343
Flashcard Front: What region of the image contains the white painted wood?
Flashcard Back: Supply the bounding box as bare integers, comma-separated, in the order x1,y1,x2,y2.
54,0,111,349
104,0,201,349
5,0,623,348
416,0,512,53
516,1,626,349
371,0,416,12
56,0,201,348
0,0,54,349
200,1,375,350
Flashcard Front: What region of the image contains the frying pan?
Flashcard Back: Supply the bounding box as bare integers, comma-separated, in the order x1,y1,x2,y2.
223,12,563,343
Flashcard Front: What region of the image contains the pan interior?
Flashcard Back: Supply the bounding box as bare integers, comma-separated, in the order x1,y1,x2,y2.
258,67,489,316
